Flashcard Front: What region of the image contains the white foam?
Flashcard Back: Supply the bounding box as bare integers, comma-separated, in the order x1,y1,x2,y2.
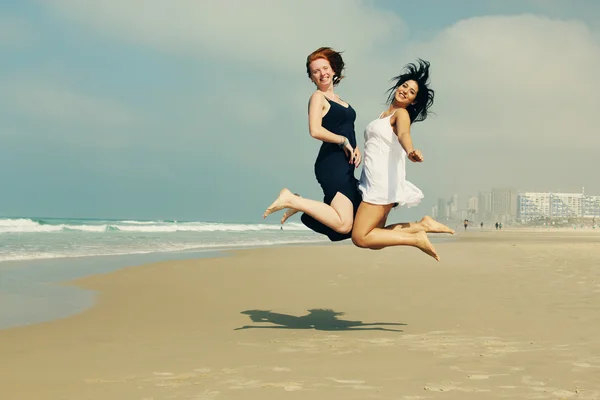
0,218,59,233
0,237,327,263
0,217,326,264
0,218,310,234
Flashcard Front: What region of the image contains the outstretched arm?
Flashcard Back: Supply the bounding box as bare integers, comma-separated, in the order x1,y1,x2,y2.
394,108,423,162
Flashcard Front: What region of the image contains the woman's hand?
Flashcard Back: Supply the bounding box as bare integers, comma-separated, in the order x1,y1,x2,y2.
408,149,423,162
340,138,355,163
352,147,362,167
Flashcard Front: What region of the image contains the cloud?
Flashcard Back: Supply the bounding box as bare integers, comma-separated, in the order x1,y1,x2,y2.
10,3,600,221
42,4,600,193
36,0,407,163
43,0,406,71
397,14,600,199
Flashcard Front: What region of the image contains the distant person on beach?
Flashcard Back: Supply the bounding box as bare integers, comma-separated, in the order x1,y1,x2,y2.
349,60,454,261
495,222,499,230
480,221,484,229
263,47,362,242
464,219,469,231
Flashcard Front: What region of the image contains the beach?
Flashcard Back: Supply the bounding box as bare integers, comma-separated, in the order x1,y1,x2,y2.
2,230,600,399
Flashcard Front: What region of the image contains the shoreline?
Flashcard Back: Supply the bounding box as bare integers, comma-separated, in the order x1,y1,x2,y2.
0,234,460,331
0,229,595,331
0,249,228,330
0,238,350,331
1,230,599,399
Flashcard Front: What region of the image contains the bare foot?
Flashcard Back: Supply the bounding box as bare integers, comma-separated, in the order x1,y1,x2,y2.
415,231,440,261
420,215,455,235
280,193,301,224
263,188,296,219
281,209,299,224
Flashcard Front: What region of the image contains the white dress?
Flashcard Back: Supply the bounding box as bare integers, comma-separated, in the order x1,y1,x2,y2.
358,111,424,207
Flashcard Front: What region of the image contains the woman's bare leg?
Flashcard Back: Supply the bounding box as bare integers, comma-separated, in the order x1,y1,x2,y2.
386,216,455,234
374,207,453,234
263,188,354,234
360,205,390,250
280,208,299,224
351,202,439,261
279,193,301,225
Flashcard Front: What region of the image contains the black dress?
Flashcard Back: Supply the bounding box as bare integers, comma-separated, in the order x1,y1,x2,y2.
301,98,362,241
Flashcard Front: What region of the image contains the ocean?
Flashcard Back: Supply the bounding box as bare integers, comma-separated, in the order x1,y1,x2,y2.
0,216,327,263
0,216,332,330
0,216,454,330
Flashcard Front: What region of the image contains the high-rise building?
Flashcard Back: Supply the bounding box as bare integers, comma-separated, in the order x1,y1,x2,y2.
479,192,491,213
449,194,459,219
583,195,600,218
437,198,449,219
431,204,439,219
478,191,492,218
492,188,518,220
550,192,584,218
518,191,600,221
468,196,479,214
518,192,551,221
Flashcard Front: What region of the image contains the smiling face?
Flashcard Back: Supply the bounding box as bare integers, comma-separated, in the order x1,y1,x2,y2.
394,80,419,107
309,58,334,90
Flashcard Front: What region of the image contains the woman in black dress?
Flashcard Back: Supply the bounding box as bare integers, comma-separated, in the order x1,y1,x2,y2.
263,47,362,241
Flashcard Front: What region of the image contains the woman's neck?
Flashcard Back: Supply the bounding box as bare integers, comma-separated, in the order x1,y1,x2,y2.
317,86,335,97
387,105,405,114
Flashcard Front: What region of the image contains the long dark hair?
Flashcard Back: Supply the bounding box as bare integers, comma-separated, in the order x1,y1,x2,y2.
385,59,434,123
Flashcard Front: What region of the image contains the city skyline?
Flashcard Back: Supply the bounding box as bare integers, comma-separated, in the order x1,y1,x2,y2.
433,186,600,224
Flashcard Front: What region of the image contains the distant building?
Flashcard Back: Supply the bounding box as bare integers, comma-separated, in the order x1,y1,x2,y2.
440,187,600,224
492,188,518,221
431,204,439,219
551,192,584,218
518,191,600,221
583,195,600,218
518,192,551,221
449,194,459,219
437,198,449,220
468,196,479,214
478,191,492,219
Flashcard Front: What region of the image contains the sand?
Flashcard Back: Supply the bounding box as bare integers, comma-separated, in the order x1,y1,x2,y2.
1,230,600,399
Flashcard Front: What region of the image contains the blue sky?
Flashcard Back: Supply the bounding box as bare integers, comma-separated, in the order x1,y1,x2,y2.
1,0,599,223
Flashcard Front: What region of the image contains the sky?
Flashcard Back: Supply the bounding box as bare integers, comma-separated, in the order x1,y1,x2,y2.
1,0,599,223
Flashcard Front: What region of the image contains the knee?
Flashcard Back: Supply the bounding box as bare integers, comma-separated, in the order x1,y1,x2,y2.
337,220,353,235
332,215,352,235
351,232,368,248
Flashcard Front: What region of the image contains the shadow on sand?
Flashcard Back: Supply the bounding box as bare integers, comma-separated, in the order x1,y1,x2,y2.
234,308,405,332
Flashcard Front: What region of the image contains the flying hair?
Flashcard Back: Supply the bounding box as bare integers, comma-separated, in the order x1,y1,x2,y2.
385,59,435,123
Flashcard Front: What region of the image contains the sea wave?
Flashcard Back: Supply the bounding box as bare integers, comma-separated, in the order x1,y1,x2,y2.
0,218,309,234
0,237,325,262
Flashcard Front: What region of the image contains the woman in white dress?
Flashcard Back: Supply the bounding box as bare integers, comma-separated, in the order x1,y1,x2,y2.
351,60,454,261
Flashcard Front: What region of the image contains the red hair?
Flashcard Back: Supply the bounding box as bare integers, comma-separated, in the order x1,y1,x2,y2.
306,47,346,86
